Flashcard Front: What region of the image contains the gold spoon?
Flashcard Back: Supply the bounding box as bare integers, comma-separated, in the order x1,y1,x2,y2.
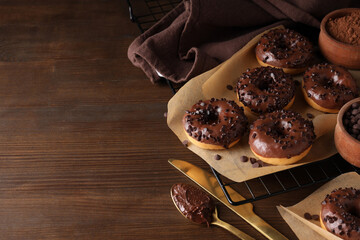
170,187,255,240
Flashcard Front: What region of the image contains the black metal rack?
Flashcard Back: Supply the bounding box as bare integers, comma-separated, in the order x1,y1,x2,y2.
126,0,360,205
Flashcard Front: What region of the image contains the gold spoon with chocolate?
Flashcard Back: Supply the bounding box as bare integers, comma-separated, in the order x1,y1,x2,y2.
171,183,255,240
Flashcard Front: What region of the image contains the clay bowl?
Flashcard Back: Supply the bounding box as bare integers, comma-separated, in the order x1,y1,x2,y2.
334,97,360,167
319,8,360,69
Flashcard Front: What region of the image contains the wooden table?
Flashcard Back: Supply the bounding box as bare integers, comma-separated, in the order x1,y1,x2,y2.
0,1,328,239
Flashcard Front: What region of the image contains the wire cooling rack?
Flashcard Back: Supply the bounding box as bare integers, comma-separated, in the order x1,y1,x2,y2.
126,0,360,205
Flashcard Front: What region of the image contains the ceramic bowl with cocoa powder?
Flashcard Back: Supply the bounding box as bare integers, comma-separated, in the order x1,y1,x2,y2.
319,8,360,69
334,97,360,167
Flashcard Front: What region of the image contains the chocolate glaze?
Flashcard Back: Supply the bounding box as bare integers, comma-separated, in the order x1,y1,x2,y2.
249,110,315,158
303,63,359,110
183,98,248,148
256,28,313,68
171,183,215,226
236,67,295,114
321,188,360,240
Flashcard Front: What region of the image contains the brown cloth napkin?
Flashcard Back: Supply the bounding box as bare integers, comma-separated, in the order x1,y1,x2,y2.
128,0,359,84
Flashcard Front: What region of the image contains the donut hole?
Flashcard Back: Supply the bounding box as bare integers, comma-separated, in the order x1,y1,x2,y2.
318,76,335,89
275,39,288,51
256,72,277,91
266,121,290,140
257,78,272,91
347,205,360,219
198,107,219,125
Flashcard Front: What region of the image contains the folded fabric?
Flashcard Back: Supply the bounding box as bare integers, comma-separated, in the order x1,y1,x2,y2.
128,0,358,83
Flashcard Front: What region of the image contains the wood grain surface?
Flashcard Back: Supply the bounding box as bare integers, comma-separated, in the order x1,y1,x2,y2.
0,1,329,239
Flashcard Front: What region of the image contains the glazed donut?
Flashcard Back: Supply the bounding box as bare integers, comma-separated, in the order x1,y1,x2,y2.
249,110,316,165
236,67,295,115
183,98,248,149
255,28,313,74
320,187,360,239
302,63,359,113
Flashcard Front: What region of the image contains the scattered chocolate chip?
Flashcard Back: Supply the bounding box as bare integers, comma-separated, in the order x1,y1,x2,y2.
312,214,319,220
249,158,257,164
306,113,314,119
252,162,261,168
304,212,312,220
214,154,222,160
182,140,188,147
257,160,270,167
226,85,233,90
240,156,248,162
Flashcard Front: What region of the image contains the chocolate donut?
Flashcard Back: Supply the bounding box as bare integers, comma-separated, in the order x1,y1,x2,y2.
236,67,295,115
183,98,248,149
320,187,360,240
256,28,313,74
249,110,316,165
302,63,359,113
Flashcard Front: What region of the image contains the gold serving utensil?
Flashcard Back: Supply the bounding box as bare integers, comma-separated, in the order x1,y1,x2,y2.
169,159,288,240
170,186,255,240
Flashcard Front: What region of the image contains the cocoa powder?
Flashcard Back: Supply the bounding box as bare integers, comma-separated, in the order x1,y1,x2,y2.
326,11,360,45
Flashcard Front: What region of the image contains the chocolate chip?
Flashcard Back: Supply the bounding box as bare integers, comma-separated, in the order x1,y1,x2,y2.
226,85,233,90
240,156,248,162
182,140,188,147
312,214,319,220
214,154,222,160
252,162,261,168
306,113,314,119
250,158,257,164
304,212,312,220
343,101,360,140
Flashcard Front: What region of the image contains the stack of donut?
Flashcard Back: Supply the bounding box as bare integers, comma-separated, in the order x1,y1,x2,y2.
182,27,359,166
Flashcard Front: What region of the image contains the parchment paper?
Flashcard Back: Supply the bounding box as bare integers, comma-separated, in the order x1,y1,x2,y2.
277,172,360,240
167,26,360,182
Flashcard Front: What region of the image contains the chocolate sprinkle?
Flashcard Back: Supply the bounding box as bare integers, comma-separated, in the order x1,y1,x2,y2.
214,154,222,160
